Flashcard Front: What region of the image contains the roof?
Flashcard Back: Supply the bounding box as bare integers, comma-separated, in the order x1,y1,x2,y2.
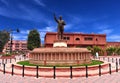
46,32,106,36
30,47,90,53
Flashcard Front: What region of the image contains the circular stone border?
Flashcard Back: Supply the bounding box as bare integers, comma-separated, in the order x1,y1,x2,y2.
0,60,114,78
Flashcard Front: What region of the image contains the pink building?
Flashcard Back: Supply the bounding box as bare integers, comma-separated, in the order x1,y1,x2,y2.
3,40,29,53
45,32,106,48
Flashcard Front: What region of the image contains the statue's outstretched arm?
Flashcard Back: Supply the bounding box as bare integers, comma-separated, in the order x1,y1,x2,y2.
54,13,58,23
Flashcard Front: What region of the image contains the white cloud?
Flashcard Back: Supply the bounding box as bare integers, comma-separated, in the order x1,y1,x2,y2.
107,35,120,41
38,26,56,32
11,26,56,43
20,30,29,34
34,0,45,7
97,25,109,30
65,24,73,30
12,29,29,40
0,0,47,23
98,29,113,34
0,0,8,6
13,34,27,40
38,26,56,43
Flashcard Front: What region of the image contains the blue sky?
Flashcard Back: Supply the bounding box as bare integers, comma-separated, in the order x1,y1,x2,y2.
0,0,120,43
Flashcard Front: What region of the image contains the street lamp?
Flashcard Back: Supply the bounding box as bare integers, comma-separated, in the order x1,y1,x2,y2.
9,28,20,54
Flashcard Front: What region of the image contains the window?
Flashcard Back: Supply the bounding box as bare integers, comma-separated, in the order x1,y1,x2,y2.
96,38,98,41
75,38,80,41
63,36,70,40
84,37,93,41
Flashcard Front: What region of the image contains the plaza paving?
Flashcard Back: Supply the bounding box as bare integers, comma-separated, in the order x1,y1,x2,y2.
0,71,120,83
0,56,120,83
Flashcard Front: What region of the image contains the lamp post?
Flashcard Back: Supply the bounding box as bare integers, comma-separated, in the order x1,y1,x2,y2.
9,29,20,54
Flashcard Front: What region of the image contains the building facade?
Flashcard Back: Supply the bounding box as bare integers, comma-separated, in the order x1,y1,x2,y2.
3,40,28,53
45,32,107,48
107,42,120,47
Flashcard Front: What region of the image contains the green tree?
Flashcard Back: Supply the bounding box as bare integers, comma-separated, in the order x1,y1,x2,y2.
0,30,10,52
116,47,120,55
106,46,116,56
87,46,102,56
27,29,41,50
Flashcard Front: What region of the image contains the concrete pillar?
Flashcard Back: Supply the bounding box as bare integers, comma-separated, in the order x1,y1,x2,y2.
43,53,45,60
41,53,43,60
75,53,77,60
32,54,34,59
53,53,55,60
72,53,75,60
78,53,79,60
69,53,72,60
50,53,52,60
66,53,68,60
34,53,36,60
54,53,56,60
71,53,73,60
59,53,60,60
62,53,64,60
57,53,59,60
39,53,41,60
81,52,82,60
61,53,63,60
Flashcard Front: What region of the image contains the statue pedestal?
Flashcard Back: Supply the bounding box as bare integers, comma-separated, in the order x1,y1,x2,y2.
53,40,67,47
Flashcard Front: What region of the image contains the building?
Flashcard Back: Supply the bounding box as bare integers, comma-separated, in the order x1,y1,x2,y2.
45,32,106,48
3,40,28,53
107,42,120,47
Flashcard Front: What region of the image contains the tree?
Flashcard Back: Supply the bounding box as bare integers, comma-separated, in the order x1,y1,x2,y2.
106,46,116,56
87,46,102,56
27,29,41,50
116,47,120,55
0,30,10,52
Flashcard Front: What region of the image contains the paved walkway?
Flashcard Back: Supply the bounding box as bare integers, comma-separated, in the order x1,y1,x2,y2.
0,56,120,83
0,72,120,83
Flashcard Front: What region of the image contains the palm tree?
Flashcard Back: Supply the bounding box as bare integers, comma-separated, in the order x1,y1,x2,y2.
106,46,116,56
87,46,102,56
116,47,120,55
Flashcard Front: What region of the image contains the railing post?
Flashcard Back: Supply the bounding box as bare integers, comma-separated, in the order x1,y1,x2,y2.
116,58,117,63
116,62,118,72
2,59,3,64
5,59,7,64
112,58,114,63
3,64,5,74
11,64,14,76
22,65,24,77
108,57,109,62
10,58,11,63
119,59,120,65
14,58,16,62
36,65,39,78
99,64,101,76
109,63,111,74
53,66,56,79
103,57,104,60
70,66,72,79
86,65,88,78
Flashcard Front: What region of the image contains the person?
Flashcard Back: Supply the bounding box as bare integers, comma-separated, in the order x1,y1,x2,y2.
54,13,66,40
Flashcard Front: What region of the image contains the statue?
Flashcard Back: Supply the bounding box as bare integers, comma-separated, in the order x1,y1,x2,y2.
54,13,66,40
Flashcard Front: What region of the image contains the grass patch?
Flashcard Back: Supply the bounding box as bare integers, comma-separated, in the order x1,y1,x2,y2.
17,60,104,67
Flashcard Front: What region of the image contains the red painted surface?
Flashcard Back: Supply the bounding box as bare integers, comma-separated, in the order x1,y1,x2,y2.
45,32,106,48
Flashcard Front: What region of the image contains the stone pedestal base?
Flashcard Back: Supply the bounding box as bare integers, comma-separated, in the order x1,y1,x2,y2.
53,40,67,47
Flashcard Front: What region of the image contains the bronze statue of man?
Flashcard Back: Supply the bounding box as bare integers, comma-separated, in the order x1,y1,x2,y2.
54,13,66,40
